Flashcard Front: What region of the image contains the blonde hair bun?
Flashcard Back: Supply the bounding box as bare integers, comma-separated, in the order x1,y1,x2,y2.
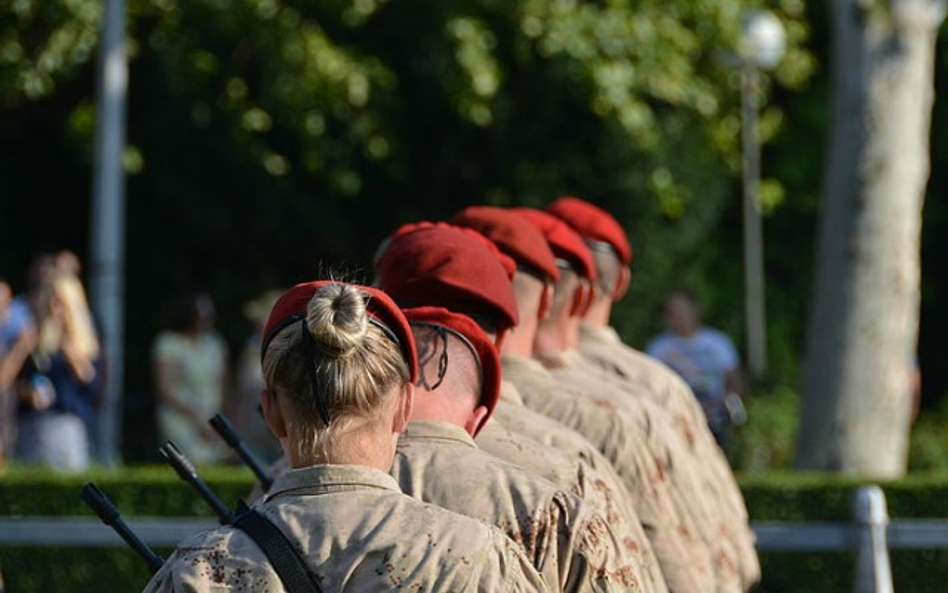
306,283,369,357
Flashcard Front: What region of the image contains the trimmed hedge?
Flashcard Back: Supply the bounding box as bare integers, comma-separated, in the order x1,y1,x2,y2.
1,468,947,592
0,466,256,593
739,472,948,592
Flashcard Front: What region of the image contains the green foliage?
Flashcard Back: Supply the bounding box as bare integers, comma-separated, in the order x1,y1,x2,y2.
0,0,101,105
0,465,256,515
0,0,816,414
739,472,948,593
734,384,948,475
908,397,948,472
2,469,947,592
0,466,256,592
733,383,800,472
730,381,948,475
740,472,874,521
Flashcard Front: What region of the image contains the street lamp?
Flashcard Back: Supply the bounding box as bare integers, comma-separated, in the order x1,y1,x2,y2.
737,10,785,379
90,0,129,466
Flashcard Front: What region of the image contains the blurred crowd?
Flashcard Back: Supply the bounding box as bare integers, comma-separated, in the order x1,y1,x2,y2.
0,251,103,472
140,197,760,593
0,253,284,472
4,198,765,593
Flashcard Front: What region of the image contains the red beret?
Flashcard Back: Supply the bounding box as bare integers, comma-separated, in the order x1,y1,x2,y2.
511,208,596,282
374,225,519,330
261,280,418,383
547,196,633,265
403,306,501,433
451,206,560,282
375,221,517,279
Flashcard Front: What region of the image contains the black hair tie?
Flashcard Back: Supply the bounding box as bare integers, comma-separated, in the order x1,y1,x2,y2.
300,320,333,426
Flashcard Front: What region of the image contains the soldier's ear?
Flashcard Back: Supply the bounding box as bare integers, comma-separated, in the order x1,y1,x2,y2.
570,282,591,317
614,266,631,300
392,383,414,434
464,404,489,438
493,328,508,352
260,389,288,439
537,283,553,321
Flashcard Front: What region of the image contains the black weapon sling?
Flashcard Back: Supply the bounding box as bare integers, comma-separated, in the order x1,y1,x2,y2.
230,503,323,593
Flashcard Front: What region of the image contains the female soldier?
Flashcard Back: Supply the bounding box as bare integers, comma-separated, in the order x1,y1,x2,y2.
143,280,548,593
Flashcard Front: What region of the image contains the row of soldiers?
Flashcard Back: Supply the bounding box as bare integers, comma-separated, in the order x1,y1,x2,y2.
142,197,759,592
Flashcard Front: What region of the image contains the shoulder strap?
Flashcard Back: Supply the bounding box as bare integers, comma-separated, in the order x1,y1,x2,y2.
231,504,323,593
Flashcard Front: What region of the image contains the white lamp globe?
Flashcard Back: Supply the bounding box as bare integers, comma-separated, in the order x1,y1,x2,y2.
739,10,786,70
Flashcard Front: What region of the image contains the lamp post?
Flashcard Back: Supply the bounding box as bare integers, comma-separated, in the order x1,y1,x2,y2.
737,10,785,380
90,0,128,466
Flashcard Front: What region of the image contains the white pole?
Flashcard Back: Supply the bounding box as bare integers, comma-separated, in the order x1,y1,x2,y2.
741,62,767,378
854,485,894,593
90,0,128,467
737,9,785,380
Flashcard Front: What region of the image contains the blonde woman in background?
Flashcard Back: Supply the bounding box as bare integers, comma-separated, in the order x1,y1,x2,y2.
15,271,103,472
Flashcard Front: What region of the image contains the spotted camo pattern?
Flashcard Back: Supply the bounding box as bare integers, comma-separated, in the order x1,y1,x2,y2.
502,354,716,593
537,348,742,593
393,420,643,593
141,464,550,593
578,325,761,591
477,382,669,593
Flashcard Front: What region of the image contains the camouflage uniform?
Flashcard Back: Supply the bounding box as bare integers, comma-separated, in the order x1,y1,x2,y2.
538,348,742,593
242,394,671,591
143,463,549,593
477,384,668,593
503,354,716,593
579,325,761,591
580,326,707,431
246,455,289,505
393,420,645,593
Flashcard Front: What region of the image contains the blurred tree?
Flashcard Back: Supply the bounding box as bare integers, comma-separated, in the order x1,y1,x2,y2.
0,0,101,106
0,0,814,459
797,0,946,477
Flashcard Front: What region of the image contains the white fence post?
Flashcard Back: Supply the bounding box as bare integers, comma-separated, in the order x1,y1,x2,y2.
854,485,894,593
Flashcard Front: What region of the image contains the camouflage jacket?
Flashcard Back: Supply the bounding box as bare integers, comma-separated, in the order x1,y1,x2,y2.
143,463,550,593
578,325,760,591
502,354,716,593
393,421,644,593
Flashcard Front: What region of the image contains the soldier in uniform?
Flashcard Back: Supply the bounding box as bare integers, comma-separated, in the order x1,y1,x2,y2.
505,207,732,593
547,196,761,591
242,224,645,572
376,223,655,590
142,280,549,593
379,218,667,593
515,207,746,593
377,215,707,593
394,305,645,593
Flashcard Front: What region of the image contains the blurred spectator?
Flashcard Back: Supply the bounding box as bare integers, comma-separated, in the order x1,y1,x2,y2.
21,252,57,310
230,289,283,464
15,272,103,472
152,292,229,465
55,249,83,278
0,279,37,470
646,288,746,455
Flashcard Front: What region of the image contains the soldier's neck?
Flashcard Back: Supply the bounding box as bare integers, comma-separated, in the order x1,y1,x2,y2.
291,422,398,473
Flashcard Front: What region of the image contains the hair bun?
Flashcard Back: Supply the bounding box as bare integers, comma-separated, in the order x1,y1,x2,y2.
306,283,369,357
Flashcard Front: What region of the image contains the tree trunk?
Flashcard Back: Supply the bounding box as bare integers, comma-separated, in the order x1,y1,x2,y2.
797,0,945,477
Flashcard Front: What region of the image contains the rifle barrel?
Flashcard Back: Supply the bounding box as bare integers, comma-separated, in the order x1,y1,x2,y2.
158,441,232,522
209,413,274,491
79,482,164,574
